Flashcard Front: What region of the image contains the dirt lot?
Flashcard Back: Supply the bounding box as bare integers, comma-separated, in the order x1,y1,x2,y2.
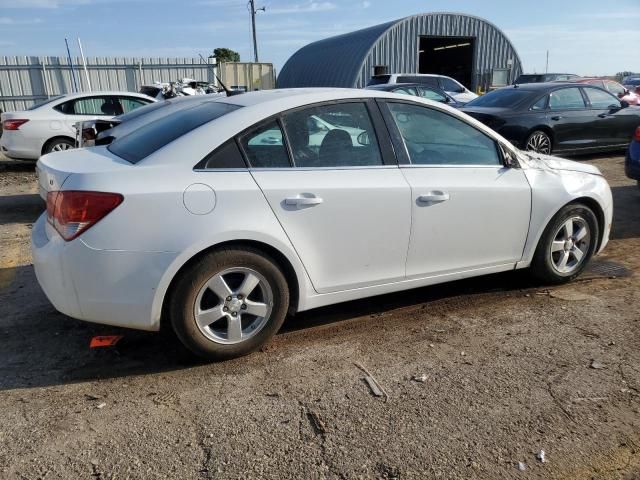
0,152,639,480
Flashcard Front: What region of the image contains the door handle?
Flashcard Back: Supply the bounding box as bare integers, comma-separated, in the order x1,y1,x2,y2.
551,116,563,121
597,113,610,118
417,191,450,204
284,195,323,207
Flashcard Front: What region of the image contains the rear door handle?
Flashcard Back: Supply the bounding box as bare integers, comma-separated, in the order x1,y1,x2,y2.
417,191,450,204
551,116,563,121
285,195,323,207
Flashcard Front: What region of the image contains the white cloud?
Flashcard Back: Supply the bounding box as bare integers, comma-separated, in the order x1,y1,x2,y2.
0,17,43,24
504,24,640,76
267,1,336,14
0,0,90,7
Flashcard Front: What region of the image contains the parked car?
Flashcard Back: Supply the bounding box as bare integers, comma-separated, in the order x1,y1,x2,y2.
365,83,463,107
0,91,155,160
568,78,639,105
514,73,579,84
76,95,211,147
366,74,477,104
624,126,640,188
622,77,640,94
461,83,640,155
33,88,612,360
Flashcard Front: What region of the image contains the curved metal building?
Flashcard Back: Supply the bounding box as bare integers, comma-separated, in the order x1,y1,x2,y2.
278,12,522,92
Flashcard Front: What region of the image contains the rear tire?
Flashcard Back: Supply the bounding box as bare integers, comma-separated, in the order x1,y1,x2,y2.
170,247,289,361
44,137,75,154
530,203,599,284
525,130,552,154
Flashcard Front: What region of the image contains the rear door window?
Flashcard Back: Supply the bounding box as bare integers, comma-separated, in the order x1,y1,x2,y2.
282,102,383,168
548,88,586,110
118,97,151,113
239,120,291,168
108,101,241,163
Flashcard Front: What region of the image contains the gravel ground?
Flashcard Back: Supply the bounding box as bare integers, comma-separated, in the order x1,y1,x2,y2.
0,152,639,479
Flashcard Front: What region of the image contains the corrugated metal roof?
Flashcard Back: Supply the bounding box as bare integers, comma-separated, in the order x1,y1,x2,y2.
278,12,522,90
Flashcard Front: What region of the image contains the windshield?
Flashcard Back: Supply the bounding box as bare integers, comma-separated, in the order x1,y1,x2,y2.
27,96,64,110
366,75,391,86
108,101,241,164
465,88,532,108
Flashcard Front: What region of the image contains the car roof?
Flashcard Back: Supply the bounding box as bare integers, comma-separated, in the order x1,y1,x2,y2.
509,82,589,91
366,83,441,90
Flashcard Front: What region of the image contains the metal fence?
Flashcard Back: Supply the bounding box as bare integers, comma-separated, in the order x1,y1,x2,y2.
0,56,275,112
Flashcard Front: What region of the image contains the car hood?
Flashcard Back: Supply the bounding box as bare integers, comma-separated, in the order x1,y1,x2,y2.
519,151,602,176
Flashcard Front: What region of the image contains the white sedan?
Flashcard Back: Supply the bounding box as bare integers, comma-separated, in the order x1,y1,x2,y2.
0,91,154,160
32,88,613,360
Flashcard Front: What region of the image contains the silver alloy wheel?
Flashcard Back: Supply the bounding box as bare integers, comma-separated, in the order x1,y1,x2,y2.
194,267,273,345
549,216,591,274
52,142,73,152
525,132,551,154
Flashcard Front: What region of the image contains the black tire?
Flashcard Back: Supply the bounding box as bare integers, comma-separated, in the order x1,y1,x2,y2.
525,130,552,155
44,137,75,154
531,203,599,284
170,247,289,361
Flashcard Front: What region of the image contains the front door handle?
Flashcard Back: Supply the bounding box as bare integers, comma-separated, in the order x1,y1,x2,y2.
597,113,610,118
285,195,323,207
417,191,450,204
551,115,563,121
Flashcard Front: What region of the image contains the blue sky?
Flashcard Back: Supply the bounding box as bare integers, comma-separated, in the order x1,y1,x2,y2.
0,0,638,76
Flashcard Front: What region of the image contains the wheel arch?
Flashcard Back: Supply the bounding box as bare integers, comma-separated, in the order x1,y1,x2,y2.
158,239,302,333
41,135,75,155
527,126,555,149
569,196,606,251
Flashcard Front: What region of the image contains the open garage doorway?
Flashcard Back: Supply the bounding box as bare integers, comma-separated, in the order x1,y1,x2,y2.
419,36,475,89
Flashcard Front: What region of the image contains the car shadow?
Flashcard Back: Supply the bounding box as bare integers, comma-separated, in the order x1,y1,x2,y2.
0,262,537,392
0,193,44,226
610,185,640,240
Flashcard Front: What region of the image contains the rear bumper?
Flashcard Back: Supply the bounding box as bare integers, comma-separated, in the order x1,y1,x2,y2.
0,131,40,160
32,214,178,331
625,142,640,180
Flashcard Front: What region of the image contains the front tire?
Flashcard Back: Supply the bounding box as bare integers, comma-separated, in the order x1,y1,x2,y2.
170,247,289,361
525,130,552,155
531,203,599,284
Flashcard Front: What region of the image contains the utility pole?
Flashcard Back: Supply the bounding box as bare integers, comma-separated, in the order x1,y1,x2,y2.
248,0,265,63
545,50,549,74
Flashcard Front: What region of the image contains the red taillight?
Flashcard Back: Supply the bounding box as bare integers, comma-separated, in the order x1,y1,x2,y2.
3,119,29,130
46,191,123,241
634,127,640,142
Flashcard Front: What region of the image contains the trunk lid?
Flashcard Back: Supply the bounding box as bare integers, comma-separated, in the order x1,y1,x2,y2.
36,146,131,200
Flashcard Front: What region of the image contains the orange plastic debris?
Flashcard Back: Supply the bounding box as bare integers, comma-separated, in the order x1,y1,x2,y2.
89,335,124,348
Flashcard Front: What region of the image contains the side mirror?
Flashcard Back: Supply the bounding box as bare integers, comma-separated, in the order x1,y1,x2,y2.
499,144,519,168
357,131,370,146
620,100,630,109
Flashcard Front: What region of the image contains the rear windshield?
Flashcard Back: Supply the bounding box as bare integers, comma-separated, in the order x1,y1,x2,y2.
108,101,241,163
465,88,532,108
28,95,64,110
114,99,170,122
366,75,391,86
